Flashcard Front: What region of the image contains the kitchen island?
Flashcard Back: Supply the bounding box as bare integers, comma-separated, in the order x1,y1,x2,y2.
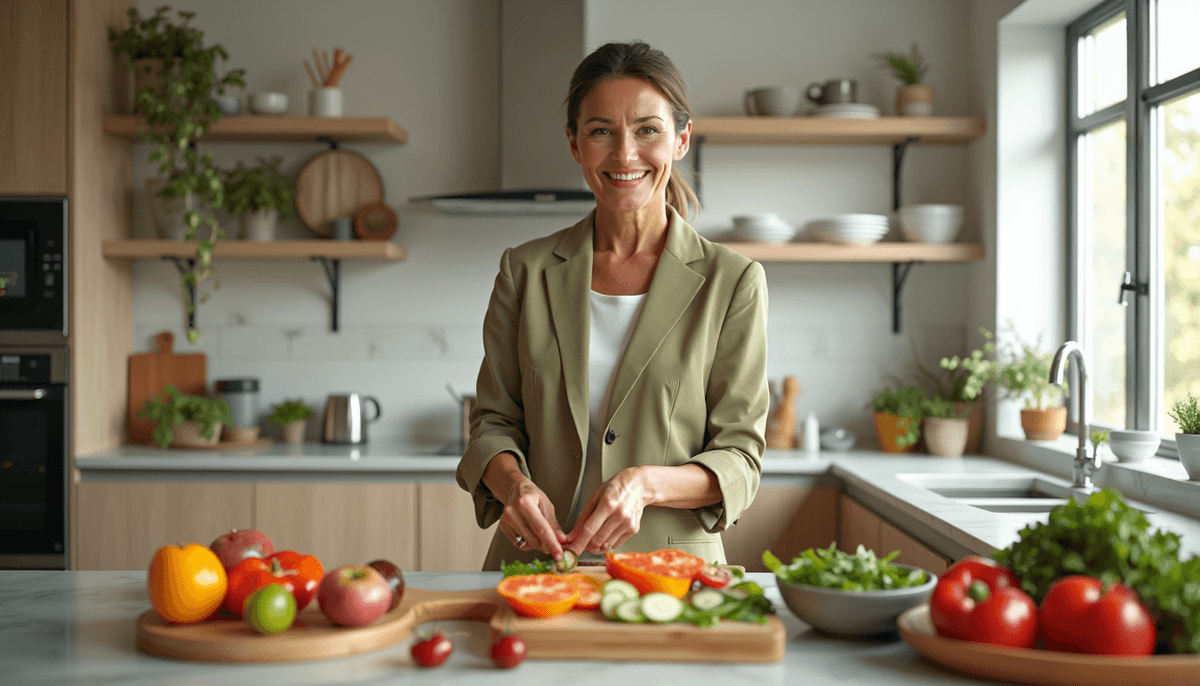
1,569,1014,686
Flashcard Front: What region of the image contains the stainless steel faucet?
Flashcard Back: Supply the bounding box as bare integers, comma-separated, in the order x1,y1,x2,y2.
1049,341,1101,488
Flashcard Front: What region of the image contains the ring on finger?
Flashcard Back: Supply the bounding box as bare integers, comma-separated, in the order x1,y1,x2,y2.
514,534,527,548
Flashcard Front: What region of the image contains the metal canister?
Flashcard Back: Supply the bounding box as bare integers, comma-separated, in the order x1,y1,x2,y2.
214,378,260,430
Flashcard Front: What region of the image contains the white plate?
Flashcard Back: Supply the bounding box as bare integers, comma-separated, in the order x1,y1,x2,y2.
811,103,880,119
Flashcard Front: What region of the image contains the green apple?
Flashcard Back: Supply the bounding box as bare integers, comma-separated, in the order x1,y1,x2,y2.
245,583,296,635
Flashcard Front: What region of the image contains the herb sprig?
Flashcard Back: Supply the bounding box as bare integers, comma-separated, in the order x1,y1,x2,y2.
500,558,555,578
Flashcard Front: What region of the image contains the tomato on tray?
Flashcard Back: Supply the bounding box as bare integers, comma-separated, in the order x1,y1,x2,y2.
1039,575,1156,656
224,550,324,618
496,573,580,618
605,549,706,599
929,556,1038,649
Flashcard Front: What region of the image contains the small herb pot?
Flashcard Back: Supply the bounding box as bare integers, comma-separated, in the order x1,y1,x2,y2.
874,412,917,453
923,417,969,457
1020,407,1067,441
1176,433,1200,480
170,421,222,447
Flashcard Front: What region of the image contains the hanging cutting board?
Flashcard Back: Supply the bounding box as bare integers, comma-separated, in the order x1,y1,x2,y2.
127,331,207,443
294,149,384,238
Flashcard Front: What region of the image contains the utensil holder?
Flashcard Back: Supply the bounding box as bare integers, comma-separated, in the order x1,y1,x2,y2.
309,87,343,117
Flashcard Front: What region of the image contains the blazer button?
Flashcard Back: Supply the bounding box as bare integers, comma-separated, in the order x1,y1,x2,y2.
604,430,617,445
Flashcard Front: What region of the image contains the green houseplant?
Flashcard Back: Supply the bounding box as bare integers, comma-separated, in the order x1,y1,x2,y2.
871,386,924,451
934,327,998,453
269,400,313,444
1169,393,1200,479
873,42,933,115
110,6,246,343
994,327,1067,441
224,158,296,241
139,384,235,448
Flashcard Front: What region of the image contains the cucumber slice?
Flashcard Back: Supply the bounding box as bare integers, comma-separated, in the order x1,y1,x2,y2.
600,591,627,619
691,588,724,611
602,579,640,601
724,587,750,600
639,592,683,623
615,598,645,623
556,549,579,573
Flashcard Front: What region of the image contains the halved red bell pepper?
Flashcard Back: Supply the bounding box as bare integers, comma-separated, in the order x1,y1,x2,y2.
224,550,324,617
605,549,706,599
929,555,1038,648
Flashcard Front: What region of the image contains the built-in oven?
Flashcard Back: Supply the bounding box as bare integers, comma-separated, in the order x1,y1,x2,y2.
0,196,68,341
0,346,69,569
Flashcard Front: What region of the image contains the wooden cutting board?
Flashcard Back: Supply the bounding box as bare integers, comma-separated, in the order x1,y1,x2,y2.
137,581,786,664
127,331,207,442
294,149,384,238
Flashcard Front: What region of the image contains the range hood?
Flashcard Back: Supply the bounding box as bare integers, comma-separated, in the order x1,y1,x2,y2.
412,0,594,215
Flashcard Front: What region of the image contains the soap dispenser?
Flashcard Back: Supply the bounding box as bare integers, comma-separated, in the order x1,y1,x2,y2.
802,412,820,453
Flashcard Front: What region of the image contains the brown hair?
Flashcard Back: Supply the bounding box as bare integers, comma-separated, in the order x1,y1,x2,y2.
565,41,700,221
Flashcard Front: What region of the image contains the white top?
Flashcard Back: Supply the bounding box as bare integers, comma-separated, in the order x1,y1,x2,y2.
566,290,647,539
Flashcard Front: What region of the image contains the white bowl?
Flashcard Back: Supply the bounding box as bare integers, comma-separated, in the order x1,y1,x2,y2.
249,92,289,115
898,204,964,244
776,563,937,636
1107,430,1161,463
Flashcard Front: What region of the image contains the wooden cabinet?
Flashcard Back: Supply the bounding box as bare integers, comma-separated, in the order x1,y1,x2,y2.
837,493,950,575
417,483,497,572
0,0,68,194
880,518,950,575
76,481,253,570
838,492,883,556
722,485,838,571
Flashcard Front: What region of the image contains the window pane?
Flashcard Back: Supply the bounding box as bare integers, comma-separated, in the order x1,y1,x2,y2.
1080,120,1127,429
1154,0,1200,84
1078,14,1126,117
1161,90,1200,436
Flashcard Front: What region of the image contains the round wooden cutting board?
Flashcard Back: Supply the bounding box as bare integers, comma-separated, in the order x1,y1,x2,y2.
294,150,384,238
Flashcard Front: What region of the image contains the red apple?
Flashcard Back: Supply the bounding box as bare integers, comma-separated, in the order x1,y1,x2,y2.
318,565,392,626
367,559,406,610
209,529,274,571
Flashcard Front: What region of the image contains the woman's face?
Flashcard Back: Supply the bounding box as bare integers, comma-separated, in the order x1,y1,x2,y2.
568,77,690,219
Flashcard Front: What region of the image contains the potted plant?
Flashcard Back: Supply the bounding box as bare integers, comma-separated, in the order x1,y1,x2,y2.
110,6,245,343
223,158,296,241
935,327,997,453
921,397,969,457
138,384,235,448
1168,393,1200,480
994,328,1067,441
870,386,924,452
269,400,314,444
874,43,933,116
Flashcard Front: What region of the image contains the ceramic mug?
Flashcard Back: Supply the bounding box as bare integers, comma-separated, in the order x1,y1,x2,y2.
744,86,800,116
806,79,857,105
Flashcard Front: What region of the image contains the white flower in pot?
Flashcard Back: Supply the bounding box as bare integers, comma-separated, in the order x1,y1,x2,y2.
1168,393,1200,480
224,157,296,241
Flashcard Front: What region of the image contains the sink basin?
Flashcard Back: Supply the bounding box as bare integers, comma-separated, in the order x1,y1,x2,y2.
896,473,1155,515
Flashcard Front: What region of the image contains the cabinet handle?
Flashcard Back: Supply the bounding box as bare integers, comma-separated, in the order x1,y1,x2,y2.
0,389,47,400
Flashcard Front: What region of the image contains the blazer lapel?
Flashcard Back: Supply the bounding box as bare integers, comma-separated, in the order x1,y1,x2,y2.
545,213,595,450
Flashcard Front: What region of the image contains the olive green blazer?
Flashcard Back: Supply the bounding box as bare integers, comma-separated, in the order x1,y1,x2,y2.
456,208,769,571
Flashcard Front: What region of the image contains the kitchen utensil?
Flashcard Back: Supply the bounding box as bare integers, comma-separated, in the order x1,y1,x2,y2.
322,392,381,444
127,331,206,443
294,149,384,238
744,86,800,116
806,79,857,105
248,92,288,115
776,563,936,636
309,87,343,117
136,571,785,663
898,204,964,243
898,603,1200,686
354,200,398,240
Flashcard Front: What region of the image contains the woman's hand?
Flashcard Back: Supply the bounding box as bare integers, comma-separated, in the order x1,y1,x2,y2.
565,467,650,554
498,477,568,560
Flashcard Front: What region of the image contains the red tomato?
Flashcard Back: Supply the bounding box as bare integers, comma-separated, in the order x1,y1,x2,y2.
930,556,1038,648
490,633,527,669
696,565,735,590
224,550,324,617
1039,575,1156,656
411,632,453,668
496,574,579,618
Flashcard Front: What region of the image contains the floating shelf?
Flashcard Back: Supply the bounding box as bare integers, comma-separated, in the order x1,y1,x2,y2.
718,242,984,263
103,115,408,144
690,116,986,145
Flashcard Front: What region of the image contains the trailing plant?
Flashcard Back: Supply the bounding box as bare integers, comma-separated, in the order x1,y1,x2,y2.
268,400,314,425
1168,393,1200,434
873,43,929,85
224,157,296,217
139,384,235,448
993,325,1066,410
110,6,245,343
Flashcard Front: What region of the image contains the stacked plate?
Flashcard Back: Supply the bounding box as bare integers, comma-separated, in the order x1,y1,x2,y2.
811,103,880,119
809,213,890,245
732,213,797,243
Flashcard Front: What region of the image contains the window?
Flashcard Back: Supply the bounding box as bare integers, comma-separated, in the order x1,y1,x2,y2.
1068,0,1200,442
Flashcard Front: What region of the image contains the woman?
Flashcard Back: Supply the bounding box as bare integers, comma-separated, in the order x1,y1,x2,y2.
456,41,769,571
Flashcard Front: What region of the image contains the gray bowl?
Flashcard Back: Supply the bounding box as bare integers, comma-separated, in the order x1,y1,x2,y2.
820,428,857,452
776,563,937,636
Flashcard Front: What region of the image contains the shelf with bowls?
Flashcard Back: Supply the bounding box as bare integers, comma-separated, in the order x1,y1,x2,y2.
103,115,408,144
718,242,983,263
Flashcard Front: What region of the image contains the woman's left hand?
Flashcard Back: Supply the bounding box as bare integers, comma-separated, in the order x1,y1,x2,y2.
564,467,649,554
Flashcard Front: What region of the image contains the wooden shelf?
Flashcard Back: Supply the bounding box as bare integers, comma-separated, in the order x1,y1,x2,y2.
691,116,986,145
103,115,408,144
102,239,405,261
719,241,984,263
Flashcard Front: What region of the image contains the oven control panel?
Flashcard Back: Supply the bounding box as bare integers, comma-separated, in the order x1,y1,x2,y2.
0,354,52,383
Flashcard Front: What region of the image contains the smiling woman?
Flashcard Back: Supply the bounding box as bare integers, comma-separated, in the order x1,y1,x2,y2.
455,41,769,572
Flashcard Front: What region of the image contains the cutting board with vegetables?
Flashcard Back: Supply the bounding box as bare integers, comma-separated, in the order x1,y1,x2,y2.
127,331,206,442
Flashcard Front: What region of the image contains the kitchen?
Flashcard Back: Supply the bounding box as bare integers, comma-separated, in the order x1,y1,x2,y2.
3,0,1200,683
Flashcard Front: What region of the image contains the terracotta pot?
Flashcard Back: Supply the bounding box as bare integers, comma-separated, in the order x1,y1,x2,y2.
1176,433,1200,480
874,412,918,453
953,399,985,454
282,420,307,444
170,421,222,447
923,417,969,457
896,83,934,116
1020,407,1067,441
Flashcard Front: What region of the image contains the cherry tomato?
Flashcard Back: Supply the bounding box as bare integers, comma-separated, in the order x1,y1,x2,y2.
490,633,527,669
411,631,453,668
696,565,735,590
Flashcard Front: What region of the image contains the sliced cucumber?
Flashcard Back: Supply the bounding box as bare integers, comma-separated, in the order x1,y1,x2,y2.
600,591,627,619
602,579,640,601
691,588,724,611
556,549,579,573
639,592,684,623
615,598,645,623
724,587,750,600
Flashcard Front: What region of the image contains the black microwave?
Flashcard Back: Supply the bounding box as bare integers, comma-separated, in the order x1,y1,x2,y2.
0,196,67,337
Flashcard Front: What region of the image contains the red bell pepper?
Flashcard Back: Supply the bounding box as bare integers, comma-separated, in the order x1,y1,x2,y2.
1038,575,1156,655
224,550,324,618
930,555,1038,648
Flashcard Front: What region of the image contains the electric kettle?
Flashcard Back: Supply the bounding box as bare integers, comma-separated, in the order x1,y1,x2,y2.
322,393,382,444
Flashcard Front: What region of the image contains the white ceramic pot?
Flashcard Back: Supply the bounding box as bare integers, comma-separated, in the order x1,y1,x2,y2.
923,417,969,457
1176,433,1200,480
242,208,280,242
146,179,200,240
282,420,307,444
170,421,222,447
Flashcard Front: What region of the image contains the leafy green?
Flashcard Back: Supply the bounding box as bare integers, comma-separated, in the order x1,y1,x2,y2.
499,558,555,578
138,384,235,448
677,582,773,627
993,488,1200,653
763,543,928,591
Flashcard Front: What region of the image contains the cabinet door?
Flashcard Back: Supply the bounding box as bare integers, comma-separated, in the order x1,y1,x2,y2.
417,482,498,571
76,481,253,570
837,493,882,556
722,485,837,571
0,0,68,194
880,519,951,575
255,482,417,571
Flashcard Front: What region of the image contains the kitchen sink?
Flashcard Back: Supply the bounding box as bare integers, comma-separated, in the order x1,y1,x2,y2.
896,473,1156,515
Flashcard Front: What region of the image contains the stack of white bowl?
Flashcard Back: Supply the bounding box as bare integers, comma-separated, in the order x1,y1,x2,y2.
898,204,964,244
809,213,890,245
732,213,796,243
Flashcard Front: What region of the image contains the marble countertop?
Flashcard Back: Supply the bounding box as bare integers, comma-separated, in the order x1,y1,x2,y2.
1,570,1015,686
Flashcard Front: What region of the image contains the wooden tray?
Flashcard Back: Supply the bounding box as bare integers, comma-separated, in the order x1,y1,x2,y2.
294,149,384,238
898,604,1200,686
137,582,785,664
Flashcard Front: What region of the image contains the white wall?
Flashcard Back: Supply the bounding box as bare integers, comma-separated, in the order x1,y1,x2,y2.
129,0,986,447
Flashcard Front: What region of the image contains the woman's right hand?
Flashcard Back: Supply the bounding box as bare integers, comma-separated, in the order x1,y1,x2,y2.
483,452,568,561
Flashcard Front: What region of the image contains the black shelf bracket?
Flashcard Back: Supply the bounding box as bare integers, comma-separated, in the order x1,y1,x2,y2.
892,261,922,334
312,257,342,332
317,135,340,150
163,256,198,331
691,135,706,204
892,136,920,210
